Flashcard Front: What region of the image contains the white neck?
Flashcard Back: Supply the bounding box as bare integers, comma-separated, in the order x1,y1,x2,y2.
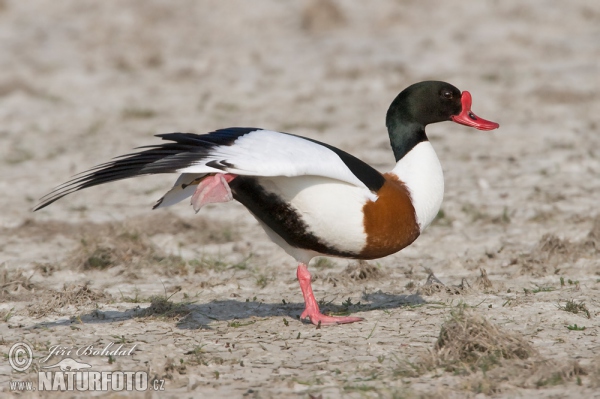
390,141,444,231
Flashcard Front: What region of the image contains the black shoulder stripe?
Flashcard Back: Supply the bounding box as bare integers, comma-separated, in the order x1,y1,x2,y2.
290,134,385,192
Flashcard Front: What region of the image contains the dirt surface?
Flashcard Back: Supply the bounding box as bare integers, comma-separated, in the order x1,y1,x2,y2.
1,1,599,398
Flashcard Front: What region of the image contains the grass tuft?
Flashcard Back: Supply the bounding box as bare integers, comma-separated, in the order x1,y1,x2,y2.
429,308,536,373
138,295,190,319
566,324,586,331
0,266,36,298
558,300,591,319
344,260,383,281
27,283,111,318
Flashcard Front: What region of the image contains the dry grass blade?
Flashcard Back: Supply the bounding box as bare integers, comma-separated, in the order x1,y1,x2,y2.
28,283,111,318
520,217,600,275
475,268,493,290
418,272,446,295
431,308,536,373
345,260,383,281
394,309,589,394
70,229,158,270
462,358,587,394
0,266,35,298
584,215,600,250
68,227,188,276
419,272,469,296
325,260,384,287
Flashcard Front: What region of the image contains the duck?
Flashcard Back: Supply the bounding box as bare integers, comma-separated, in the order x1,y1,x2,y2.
35,81,499,326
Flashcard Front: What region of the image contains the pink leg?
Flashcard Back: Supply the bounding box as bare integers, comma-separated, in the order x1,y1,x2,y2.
191,173,237,213
297,263,364,326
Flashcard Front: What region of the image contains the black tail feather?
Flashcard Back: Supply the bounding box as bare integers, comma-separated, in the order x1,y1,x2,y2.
34,128,260,211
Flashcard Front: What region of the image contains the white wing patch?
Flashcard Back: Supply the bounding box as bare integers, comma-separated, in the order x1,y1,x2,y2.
155,130,379,209
178,130,369,190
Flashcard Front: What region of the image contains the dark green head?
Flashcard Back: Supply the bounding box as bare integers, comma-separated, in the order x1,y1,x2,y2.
386,81,499,161
387,81,462,128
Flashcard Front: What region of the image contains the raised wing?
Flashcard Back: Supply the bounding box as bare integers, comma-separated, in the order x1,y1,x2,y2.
35,127,384,210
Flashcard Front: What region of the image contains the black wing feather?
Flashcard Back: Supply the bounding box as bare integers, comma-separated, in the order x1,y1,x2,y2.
34,127,259,210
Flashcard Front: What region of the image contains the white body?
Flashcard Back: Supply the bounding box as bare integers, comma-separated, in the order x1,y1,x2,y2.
156,131,445,262
254,175,371,263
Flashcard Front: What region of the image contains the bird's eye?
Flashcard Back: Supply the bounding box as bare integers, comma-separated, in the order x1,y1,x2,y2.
442,90,453,100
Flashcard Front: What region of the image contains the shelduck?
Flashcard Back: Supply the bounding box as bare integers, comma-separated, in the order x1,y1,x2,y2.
35,81,499,326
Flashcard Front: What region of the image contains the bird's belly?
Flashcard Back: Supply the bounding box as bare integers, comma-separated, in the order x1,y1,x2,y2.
230,176,371,259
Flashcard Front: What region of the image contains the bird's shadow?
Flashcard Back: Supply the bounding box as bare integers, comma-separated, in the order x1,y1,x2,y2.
29,291,426,331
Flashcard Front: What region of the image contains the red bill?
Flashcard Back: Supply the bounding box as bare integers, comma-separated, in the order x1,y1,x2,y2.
451,91,499,131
